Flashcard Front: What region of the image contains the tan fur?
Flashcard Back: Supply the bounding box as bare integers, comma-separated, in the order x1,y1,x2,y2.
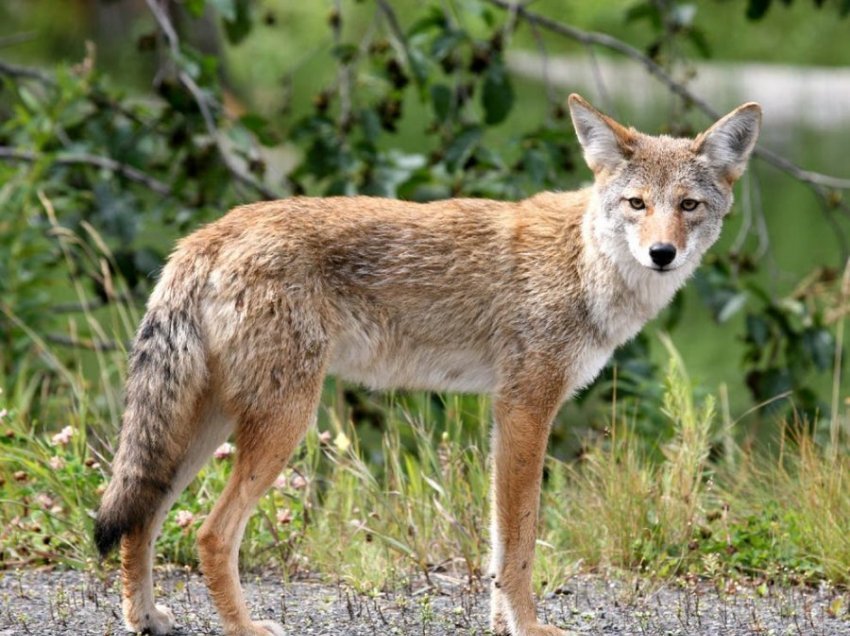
95,95,761,636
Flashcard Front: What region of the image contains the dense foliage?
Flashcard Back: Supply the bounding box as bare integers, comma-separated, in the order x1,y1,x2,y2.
1,0,847,440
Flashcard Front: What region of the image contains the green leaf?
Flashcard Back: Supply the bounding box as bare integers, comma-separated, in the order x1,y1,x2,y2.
406,46,430,85
755,368,794,409
802,327,835,371
223,0,252,45
185,0,207,18
359,108,382,144
444,126,482,172
746,0,773,20
687,27,712,58
745,314,771,348
624,1,662,28
717,291,748,322
430,29,466,61
238,114,278,146
473,146,504,170
407,7,447,37
208,0,235,21
522,148,548,185
430,84,452,121
332,44,358,64
481,61,514,126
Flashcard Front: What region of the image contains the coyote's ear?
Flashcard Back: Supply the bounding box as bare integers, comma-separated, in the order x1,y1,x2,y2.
568,94,635,173
693,103,762,183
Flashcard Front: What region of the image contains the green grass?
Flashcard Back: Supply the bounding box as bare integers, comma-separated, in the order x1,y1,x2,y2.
2,320,850,593
542,339,714,577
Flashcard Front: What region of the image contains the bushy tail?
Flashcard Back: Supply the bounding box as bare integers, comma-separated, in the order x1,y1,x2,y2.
94,264,209,556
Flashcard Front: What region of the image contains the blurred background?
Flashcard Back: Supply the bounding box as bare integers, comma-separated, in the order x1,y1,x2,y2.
3,0,849,439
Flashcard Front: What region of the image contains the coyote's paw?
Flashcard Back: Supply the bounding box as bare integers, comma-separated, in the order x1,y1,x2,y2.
519,624,569,636
124,603,176,635
490,611,510,635
251,619,287,635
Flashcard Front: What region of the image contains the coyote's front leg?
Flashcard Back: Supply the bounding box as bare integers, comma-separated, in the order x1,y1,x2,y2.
489,379,566,636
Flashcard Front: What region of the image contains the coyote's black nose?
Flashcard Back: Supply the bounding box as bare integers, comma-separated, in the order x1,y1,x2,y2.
649,243,677,268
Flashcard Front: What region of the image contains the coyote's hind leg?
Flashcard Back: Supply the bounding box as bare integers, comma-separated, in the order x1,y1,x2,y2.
119,402,233,635
197,373,324,636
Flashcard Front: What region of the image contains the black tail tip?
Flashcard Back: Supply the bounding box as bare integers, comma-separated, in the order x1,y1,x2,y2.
93,512,123,557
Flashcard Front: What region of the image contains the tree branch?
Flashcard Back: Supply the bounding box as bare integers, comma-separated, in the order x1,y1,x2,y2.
376,0,416,80
0,59,54,85
0,146,172,196
144,0,282,201
484,0,850,193
0,33,37,49
332,0,353,131
44,333,124,352
51,292,139,315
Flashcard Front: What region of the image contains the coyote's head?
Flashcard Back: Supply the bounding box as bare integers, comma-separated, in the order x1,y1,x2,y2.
568,94,761,278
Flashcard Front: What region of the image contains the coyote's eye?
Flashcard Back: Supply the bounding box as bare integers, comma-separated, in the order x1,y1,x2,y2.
627,197,645,210
681,199,699,211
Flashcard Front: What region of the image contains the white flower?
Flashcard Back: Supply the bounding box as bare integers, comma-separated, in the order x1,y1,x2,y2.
214,442,235,459
0,408,8,420
36,493,55,510
175,510,195,528
51,426,75,447
49,456,66,471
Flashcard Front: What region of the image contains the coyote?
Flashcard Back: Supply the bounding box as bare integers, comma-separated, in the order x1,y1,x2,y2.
94,94,761,636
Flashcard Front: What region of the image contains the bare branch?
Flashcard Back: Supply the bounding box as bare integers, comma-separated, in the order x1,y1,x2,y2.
51,292,140,314
44,333,124,353
753,145,850,191
525,19,560,117
332,0,353,131
144,0,282,201
484,0,850,194
0,33,37,49
0,146,172,196
376,0,415,76
0,59,54,85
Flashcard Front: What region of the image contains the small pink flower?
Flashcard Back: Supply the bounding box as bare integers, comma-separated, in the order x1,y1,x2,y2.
290,474,307,490
0,408,8,420
36,493,55,510
318,430,332,445
50,426,75,447
214,442,234,459
273,474,288,489
49,456,66,471
175,510,195,528
276,508,293,524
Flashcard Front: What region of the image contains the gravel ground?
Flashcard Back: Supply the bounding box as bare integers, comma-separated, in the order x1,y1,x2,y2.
1,567,849,635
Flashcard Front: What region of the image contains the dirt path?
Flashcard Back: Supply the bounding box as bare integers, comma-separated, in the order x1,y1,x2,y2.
1,568,848,635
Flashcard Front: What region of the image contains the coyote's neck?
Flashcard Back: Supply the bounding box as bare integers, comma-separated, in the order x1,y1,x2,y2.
580,202,695,348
